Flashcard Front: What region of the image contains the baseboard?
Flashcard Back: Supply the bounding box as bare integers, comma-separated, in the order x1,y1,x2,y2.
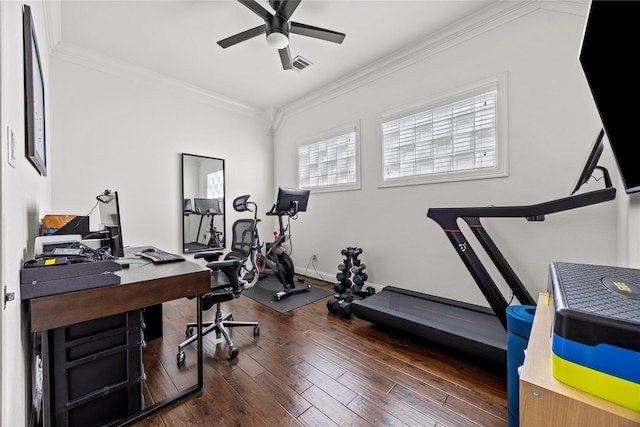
293,273,385,294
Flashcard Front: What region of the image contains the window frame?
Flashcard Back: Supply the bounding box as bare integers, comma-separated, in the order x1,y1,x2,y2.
298,121,361,193
378,76,508,188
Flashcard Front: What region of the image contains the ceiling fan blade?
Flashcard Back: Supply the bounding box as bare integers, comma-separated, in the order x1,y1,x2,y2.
238,0,273,21
276,0,301,21
278,46,293,70
217,25,266,48
290,22,345,44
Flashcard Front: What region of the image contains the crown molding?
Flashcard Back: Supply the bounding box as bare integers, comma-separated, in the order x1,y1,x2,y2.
51,41,268,123
42,2,264,120
271,0,589,132
42,2,269,123
43,0,62,54
44,1,588,134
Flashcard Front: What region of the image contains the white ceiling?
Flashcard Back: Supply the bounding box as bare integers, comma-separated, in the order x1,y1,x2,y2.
55,0,505,113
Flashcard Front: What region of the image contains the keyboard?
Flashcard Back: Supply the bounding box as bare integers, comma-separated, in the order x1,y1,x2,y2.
139,248,185,264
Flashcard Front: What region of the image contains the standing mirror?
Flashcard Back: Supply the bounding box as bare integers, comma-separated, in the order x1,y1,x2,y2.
181,153,225,253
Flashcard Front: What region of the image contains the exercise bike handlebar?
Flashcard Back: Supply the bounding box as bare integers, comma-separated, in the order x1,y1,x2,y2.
266,201,302,217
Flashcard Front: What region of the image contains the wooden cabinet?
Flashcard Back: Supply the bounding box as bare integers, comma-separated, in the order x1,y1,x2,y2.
519,293,640,426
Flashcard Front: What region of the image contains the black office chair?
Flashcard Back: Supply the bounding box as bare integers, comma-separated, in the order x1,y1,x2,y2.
176,253,259,362
224,218,260,285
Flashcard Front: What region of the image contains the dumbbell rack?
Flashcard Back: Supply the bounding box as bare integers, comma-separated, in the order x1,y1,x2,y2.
327,247,375,318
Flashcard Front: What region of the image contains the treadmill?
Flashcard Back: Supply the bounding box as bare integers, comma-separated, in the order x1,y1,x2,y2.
351,130,616,364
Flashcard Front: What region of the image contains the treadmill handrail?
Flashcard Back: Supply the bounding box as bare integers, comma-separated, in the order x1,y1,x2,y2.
426,186,616,330
427,187,616,229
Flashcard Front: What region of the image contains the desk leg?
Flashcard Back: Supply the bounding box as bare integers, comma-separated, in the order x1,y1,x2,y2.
121,295,204,426
197,293,203,387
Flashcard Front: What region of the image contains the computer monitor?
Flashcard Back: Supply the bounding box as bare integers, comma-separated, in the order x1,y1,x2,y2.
274,187,310,214
570,128,609,195
97,190,124,257
580,0,640,194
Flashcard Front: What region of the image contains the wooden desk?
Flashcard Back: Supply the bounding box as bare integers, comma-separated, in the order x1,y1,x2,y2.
29,247,211,426
519,293,640,426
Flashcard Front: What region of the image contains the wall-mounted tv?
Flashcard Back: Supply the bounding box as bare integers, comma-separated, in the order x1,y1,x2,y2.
580,0,640,194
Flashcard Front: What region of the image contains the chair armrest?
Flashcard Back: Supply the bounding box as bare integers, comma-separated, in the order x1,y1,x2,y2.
206,259,245,294
194,251,224,262
205,259,239,270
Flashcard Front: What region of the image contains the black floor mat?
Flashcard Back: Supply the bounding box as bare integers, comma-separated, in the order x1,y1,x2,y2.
242,275,332,313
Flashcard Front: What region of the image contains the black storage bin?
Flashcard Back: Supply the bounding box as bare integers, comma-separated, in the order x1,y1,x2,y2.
49,311,145,427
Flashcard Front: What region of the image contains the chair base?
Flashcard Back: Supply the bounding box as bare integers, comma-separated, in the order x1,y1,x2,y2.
177,303,259,362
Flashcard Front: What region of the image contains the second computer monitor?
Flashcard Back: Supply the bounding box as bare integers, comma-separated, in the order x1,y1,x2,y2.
98,190,124,257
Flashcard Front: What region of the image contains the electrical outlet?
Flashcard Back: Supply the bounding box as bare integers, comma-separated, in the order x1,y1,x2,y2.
312,253,317,261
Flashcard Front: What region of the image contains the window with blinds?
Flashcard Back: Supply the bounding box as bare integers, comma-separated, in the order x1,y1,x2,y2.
382,88,501,185
298,125,359,191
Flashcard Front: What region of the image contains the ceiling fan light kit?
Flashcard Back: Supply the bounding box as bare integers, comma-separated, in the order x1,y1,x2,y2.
265,15,289,49
266,32,289,49
219,0,345,70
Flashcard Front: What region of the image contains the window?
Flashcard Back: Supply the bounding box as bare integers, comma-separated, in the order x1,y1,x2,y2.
381,81,506,186
298,123,360,192
206,170,224,199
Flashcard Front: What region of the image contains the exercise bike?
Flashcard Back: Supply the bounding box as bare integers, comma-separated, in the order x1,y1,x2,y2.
227,188,311,301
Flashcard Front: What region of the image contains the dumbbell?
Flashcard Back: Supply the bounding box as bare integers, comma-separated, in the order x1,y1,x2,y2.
327,293,353,315
337,294,356,318
352,285,376,299
353,272,368,286
334,282,345,294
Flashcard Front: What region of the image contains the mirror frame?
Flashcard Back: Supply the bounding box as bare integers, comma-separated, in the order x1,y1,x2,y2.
181,153,225,253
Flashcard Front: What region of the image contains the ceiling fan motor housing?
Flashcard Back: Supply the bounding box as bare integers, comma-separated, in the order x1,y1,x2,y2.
269,0,284,11
266,15,289,37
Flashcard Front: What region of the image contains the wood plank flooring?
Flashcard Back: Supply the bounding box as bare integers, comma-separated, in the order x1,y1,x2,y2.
135,277,507,427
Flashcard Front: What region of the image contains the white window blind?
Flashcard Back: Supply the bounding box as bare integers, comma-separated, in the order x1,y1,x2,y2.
382,90,497,181
299,130,357,189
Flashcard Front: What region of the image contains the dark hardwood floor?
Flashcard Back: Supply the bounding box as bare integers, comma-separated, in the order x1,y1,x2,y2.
136,277,507,427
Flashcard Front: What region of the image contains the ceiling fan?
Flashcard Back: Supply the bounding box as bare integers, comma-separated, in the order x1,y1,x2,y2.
218,0,346,70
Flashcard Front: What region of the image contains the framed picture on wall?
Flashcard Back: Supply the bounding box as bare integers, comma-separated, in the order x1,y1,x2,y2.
23,4,47,176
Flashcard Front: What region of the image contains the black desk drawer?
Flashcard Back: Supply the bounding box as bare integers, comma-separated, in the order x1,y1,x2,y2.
49,311,144,427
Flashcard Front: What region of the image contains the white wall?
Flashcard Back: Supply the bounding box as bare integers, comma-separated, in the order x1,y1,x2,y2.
1,1,53,426
273,5,620,305
49,57,274,256
3,1,639,425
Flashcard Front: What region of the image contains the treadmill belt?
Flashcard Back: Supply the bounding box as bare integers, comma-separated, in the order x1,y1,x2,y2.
350,286,507,364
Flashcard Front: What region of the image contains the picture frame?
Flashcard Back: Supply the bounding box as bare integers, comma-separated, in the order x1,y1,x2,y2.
23,4,47,176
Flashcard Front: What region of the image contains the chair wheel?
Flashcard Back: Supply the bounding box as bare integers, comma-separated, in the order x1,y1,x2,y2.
177,351,185,364
228,347,239,360
185,327,193,337
253,325,260,336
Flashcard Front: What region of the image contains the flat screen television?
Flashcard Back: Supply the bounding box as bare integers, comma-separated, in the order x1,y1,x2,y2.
580,0,640,194
97,190,124,257
274,187,310,214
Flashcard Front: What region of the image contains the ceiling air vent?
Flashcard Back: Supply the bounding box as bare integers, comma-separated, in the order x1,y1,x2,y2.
292,56,312,71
